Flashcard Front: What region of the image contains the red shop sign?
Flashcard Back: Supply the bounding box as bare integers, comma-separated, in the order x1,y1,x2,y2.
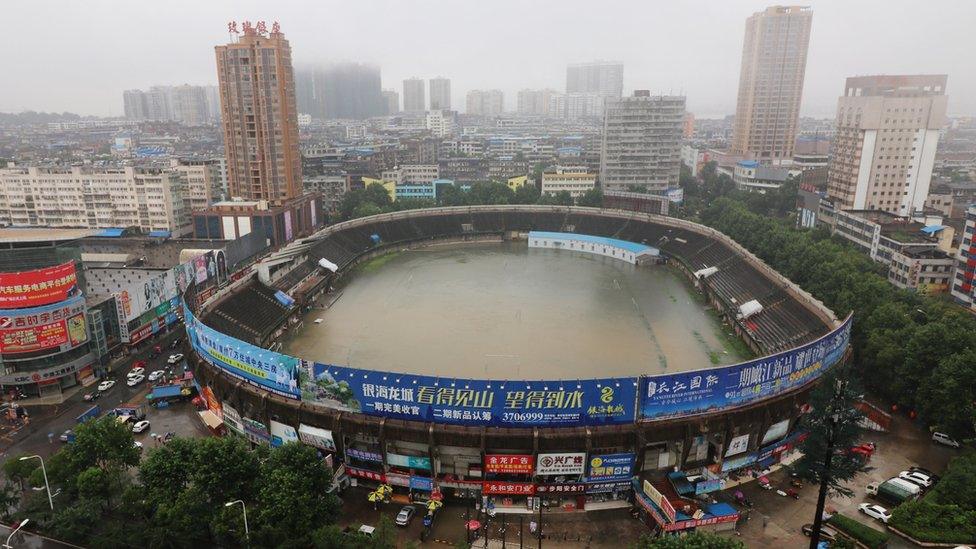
484,454,534,474
482,481,536,496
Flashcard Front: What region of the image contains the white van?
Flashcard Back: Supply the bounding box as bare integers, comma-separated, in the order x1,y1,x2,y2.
932,432,961,448
887,477,922,495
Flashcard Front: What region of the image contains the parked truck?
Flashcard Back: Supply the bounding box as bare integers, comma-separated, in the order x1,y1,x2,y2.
76,405,101,424
866,477,920,505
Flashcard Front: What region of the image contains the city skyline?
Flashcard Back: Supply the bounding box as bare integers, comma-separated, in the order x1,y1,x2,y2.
2,0,975,118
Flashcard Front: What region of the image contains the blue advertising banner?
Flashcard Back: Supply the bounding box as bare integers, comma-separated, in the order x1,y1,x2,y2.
184,304,301,399
409,477,433,491
303,363,638,428
639,315,852,421
586,453,636,482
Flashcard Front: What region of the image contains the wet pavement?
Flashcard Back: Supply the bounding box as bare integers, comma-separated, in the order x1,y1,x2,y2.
730,412,958,548
286,241,744,380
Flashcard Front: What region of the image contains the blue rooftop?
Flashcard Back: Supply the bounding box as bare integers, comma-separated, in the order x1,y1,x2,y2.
147,230,171,238
94,228,126,238
529,231,655,254
920,225,947,235
737,160,760,168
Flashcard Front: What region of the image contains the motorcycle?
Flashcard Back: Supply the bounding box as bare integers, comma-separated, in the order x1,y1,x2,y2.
758,476,773,490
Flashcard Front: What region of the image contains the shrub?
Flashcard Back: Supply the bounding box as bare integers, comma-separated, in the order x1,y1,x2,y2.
888,500,976,544
826,514,889,549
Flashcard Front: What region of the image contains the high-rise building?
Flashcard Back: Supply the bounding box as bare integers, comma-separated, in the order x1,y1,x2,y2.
566,61,623,98
123,85,220,125
382,89,400,115
549,93,605,120
951,205,976,311
826,75,948,215
517,89,556,116
599,91,685,193
429,77,451,111
295,63,385,120
215,25,302,203
730,5,812,164
403,78,426,112
425,110,457,138
466,89,504,116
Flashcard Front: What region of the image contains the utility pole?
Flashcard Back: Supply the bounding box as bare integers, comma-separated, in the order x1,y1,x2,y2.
537,497,543,549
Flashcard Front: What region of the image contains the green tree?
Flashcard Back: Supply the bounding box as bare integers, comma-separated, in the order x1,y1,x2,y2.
370,515,398,549
63,416,140,474
467,181,515,205
928,452,976,509
139,437,196,504
576,187,603,208
3,454,38,490
0,482,19,521
512,183,541,204
252,443,341,546
633,531,745,548
46,501,100,544
792,370,871,497
76,466,114,509
916,351,976,438
437,184,469,206
352,202,383,219
538,190,573,206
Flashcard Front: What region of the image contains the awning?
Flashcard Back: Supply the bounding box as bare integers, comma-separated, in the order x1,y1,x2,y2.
198,410,223,430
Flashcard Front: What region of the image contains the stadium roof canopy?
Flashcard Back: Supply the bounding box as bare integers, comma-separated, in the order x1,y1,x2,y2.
0,227,98,244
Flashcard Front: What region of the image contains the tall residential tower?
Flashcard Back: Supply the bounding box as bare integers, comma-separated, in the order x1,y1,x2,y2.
730,5,813,164
215,24,301,203
826,75,947,215
403,78,426,112
429,77,452,111
600,91,685,193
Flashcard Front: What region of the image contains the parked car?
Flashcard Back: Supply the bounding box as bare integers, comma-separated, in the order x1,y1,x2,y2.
59,429,73,442
128,367,145,378
908,466,938,480
858,503,891,524
898,470,934,488
148,370,165,382
801,524,839,542
97,380,116,392
132,420,150,433
167,353,184,365
126,374,145,387
170,338,183,349
83,391,100,402
932,432,961,448
395,506,416,526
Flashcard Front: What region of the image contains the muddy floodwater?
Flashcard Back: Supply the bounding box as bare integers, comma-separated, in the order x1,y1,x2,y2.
284,241,748,379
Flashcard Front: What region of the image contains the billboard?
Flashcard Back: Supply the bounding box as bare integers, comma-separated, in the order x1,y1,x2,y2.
387,453,432,470
639,315,852,421
303,362,637,428
586,453,635,482
0,294,88,354
761,419,791,446
184,305,301,399
536,453,586,476
298,423,337,452
0,261,77,309
484,454,534,475
269,420,299,447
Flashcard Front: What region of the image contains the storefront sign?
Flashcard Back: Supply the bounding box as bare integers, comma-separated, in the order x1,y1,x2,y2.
536,452,586,476
298,423,337,452
535,483,585,494
242,417,271,446
664,512,739,532
222,404,245,435
185,305,300,399
642,480,676,522
0,294,87,354
305,362,637,428
720,451,758,473
0,351,94,385
586,453,635,482
585,481,632,494
269,420,299,447
409,476,434,491
346,466,386,483
694,479,725,495
386,473,410,487
484,454,534,474
483,481,535,496
640,315,852,420
0,261,77,309
387,452,432,470
347,448,383,463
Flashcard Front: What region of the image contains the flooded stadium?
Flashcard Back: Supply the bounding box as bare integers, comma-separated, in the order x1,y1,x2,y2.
283,241,750,379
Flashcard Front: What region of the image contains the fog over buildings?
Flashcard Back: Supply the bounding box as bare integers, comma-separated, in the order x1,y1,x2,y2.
2,0,975,118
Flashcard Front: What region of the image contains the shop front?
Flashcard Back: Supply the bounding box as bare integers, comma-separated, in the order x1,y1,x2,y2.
633,478,739,536
535,452,586,511
483,454,535,511
584,452,636,510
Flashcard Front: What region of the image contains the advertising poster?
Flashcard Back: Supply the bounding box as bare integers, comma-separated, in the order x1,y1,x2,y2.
387,453,432,470
536,453,586,476
269,420,299,447
184,305,301,399
640,316,852,421
586,453,635,482
0,261,77,309
0,295,87,354
284,210,293,242
298,424,337,452
761,419,791,445
194,255,208,284
304,362,637,428
725,434,750,457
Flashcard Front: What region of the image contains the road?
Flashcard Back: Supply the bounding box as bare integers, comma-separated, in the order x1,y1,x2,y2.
0,328,186,464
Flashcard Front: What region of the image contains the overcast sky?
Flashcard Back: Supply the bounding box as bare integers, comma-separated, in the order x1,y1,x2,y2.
3,0,974,118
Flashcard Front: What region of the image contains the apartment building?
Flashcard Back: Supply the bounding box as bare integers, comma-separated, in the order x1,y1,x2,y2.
381,165,440,186
429,77,452,111
466,90,504,116
403,78,426,112
517,89,556,116
599,91,685,193
541,170,597,198
0,166,190,235
172,158,224,213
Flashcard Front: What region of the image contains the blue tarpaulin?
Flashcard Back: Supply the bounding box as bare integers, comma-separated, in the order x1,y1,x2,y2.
95,228,126,237
273,290,295,307
150,385,184,399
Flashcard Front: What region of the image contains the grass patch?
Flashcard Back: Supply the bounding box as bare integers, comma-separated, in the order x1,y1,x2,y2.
826,514,889,549
356,251,401,273
708,351,721,365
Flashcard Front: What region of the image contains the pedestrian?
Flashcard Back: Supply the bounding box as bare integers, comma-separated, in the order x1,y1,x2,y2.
762,515,767,529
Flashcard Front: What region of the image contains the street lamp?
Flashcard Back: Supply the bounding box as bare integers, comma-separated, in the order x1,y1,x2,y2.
19,455,52,510
3,518,29,549
225,499,249,542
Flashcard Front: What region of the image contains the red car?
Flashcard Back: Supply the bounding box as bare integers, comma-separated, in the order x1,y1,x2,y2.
848,442,876,461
